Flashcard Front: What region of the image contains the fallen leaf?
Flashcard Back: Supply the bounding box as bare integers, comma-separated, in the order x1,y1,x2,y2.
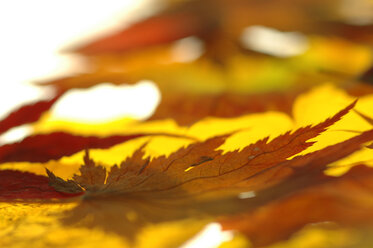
0,132,191,163
4,1,373,247
150,92,297,126
0,95,60,136
220,164,373,247
0,170,82,200
39,102,373,246
55,101,355,196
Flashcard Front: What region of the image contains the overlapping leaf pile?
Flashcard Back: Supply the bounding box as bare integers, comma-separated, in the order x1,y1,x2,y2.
2,0,373,247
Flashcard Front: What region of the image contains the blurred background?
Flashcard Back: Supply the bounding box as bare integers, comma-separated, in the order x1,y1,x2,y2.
0,0,160,118
0,0,163,143
1,0,373,144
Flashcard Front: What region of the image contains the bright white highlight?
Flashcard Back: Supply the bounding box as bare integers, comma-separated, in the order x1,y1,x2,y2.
240,25,309,57
0,0,158,121
0,84,55,120
238,191,256,199
51,81,161,122
180,223,234,248
0,125,32,145
171,36,205,63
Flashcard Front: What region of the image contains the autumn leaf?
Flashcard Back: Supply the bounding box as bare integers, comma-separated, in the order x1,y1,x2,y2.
73,0,373,56
0,95,60,135
220,165,373,246
0,132,194,163
3,1,373,247
75,11,213,55
13,101,369,246
53,101,356,194
150,92,297,126
38,0,373,105
0,170,82,200
220,131,373,246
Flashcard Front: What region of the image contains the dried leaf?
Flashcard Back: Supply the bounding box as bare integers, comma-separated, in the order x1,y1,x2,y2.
62,101,355,195
38,102,373,246
0,170,81,200
46,169,83,194
3,1,373,247
72,150,107,191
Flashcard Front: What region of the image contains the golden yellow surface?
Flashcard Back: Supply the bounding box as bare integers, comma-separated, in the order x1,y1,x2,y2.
0,202,210,248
